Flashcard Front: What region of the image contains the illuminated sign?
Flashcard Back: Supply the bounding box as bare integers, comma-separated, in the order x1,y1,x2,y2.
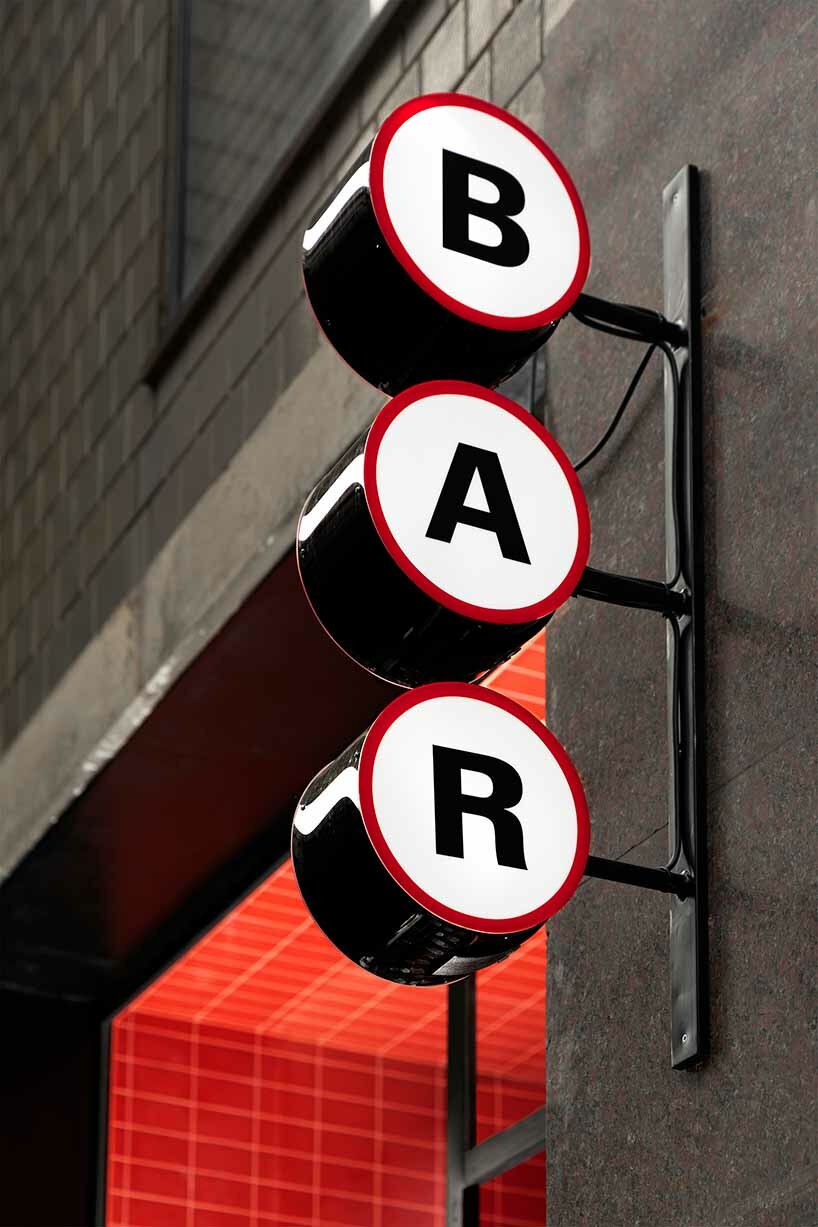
369,94,590,331
294,94,597,987
302,92,589,394
292,684,589,984
297,380,589,687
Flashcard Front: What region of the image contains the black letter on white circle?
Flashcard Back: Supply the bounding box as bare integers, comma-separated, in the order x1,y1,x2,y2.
441,149,530,268
425,443,531,564
432,746,528,871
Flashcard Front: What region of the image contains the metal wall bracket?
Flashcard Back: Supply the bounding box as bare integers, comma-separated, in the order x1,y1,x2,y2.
445,166,706,1227
570,167,708,1071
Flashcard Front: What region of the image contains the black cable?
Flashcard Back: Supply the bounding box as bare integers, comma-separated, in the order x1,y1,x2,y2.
572,307,684,588
573,343,656,472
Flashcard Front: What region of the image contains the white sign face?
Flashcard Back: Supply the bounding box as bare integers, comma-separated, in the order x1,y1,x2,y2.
363,381,590,623
358,683,589,933
369,93,590,330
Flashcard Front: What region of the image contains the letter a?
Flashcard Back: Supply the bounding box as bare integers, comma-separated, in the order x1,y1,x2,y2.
426,443,531,564
432,746,528,870
441,149,529,268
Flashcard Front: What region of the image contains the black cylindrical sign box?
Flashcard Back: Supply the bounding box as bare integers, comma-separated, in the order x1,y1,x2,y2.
302,93,590,395
291,683,590,986
297,381,590,688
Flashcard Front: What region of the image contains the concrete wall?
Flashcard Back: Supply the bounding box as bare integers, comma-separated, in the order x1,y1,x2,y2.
0,1,814,1221
540,2,816,1224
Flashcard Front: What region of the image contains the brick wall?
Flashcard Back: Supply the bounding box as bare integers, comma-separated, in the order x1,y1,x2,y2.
0,0,168,748
105,850,546,1227
0,0,551,768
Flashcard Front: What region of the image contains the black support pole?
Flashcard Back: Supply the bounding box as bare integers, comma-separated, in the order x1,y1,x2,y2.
447,978,478,1227
663,165,708,1070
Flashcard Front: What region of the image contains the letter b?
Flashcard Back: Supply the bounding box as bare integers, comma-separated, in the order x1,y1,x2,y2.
441,149,530,268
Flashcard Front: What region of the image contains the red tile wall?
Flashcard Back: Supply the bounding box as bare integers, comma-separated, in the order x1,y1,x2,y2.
482,1156,547,1227
107,1014,446,1227
107,635,546,1226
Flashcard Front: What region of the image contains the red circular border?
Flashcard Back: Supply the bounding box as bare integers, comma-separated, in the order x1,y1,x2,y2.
358,682,590,934
363,379,591,624
369,92,591,332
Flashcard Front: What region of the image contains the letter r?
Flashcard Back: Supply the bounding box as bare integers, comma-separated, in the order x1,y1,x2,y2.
432,745,528,871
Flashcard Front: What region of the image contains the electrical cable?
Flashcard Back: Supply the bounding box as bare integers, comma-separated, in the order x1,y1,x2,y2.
572,301,691,876
571,306,684,588
573,343,657,472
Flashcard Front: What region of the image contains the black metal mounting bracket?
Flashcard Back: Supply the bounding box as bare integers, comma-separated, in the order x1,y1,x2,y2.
567,167,708,1071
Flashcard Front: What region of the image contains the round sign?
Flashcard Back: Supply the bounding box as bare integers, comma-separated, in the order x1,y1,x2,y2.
291,683,589,983
359,682,589,933
363,381,590,624
301,94,589,395
369,93,590,331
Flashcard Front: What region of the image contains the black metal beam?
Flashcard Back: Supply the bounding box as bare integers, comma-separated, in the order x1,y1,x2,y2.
663,166,708,1070
463,1107,545,1188
584,855,692,899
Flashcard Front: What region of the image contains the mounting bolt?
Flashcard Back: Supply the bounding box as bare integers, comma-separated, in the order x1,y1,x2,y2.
681,1033,689,1044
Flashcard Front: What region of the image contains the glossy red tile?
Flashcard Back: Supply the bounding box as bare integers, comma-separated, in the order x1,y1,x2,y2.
128,1161,188,1201
108,634,544,1227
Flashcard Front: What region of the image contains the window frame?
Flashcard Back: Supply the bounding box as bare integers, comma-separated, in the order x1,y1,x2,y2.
147,0,410,387
97,848,546,1226
447,977,546,1226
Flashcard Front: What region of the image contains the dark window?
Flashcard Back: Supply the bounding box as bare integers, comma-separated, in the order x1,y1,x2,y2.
175,0,390,300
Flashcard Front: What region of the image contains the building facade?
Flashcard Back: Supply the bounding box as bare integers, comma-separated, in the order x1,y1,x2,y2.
0,1,815,1224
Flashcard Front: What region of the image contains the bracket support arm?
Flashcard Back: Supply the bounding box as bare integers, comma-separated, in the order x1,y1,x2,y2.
574,566,689,617
573,291,688,348
584,855,693,899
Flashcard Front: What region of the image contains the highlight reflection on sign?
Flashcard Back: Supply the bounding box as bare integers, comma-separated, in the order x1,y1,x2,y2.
291,682,588,986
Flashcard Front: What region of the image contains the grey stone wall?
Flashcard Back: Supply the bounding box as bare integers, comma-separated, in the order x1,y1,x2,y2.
540,2,816,1224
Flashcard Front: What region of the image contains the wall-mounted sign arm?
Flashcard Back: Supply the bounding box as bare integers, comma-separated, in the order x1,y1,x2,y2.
584,854,692,899
574,565,689,616
572,290,687,349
